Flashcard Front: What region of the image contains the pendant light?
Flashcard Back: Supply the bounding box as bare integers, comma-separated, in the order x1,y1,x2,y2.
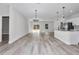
33,9,39,22
56,11,59,21
62,6,66,22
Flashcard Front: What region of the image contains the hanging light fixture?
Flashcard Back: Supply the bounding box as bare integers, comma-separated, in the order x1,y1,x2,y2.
56,11,59,21
33,9,39,22
32,9,40,33
62,6,66,21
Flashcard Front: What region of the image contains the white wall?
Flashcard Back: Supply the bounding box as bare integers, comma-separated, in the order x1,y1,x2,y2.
40,21,54,32
0,4,29,44
29,21,54,33
0,17,2,42
0,4,9,42
9,6,29,44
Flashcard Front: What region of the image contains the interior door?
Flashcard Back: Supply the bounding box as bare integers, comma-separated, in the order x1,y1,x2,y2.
2,16,9,43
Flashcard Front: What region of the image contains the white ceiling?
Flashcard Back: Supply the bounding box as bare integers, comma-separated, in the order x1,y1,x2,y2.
11,3,79,21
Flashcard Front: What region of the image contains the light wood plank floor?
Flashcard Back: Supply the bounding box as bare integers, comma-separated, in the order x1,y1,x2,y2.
0,32,79,55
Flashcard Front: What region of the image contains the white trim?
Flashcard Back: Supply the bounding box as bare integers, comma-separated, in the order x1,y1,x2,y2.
9,33,28,44
2,33,9,34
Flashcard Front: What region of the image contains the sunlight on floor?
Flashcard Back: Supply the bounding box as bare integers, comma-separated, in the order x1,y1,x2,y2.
32,30,40,39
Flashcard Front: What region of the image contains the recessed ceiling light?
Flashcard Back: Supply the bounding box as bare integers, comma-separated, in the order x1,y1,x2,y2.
70,10,73,13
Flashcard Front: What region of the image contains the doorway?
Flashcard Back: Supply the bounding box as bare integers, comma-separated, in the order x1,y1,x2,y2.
2,16,9,43
33,24,40,30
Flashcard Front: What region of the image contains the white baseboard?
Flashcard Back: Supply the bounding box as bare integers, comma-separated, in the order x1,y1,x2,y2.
9,33,28,44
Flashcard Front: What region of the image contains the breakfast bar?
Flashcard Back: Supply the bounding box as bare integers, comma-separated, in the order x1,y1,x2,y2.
54,30,79,45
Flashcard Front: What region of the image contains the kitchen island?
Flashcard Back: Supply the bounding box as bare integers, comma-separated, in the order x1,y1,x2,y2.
54,30,79,45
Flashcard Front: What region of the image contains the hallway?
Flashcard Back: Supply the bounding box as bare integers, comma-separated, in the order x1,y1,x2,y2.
0,32,79,55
